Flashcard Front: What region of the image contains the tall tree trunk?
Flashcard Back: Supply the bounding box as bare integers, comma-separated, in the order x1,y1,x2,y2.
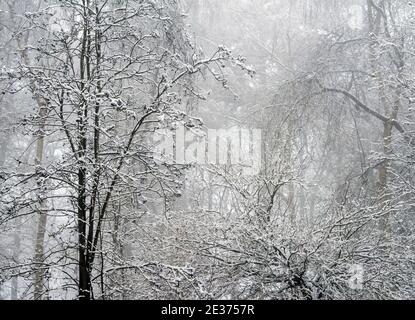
10,0,50,297
33,98,48,300
77,0,92,299
367,0,394,241
11,222,21,300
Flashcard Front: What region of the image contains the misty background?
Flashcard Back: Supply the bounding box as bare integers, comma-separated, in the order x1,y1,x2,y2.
0,0,414,300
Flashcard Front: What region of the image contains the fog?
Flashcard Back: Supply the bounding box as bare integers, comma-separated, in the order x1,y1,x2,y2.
0,0,414,300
